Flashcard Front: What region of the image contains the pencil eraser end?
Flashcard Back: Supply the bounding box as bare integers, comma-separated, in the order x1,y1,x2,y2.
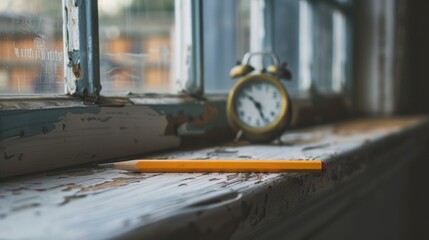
321,161,327,172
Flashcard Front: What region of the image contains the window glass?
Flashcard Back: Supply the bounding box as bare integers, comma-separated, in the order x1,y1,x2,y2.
311,2,348,93
203,0,250,93
98,0,175,94
203,0,350,95
272,0,301,92
0,0,350,97
0,0,63,94
336,0,352,5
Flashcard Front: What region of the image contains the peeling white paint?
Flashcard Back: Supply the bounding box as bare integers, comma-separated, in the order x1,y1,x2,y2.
0,106,180,177
63,0,80,94
64,0,80,51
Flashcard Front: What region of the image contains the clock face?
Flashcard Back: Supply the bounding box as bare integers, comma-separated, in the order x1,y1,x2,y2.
233,79,284,129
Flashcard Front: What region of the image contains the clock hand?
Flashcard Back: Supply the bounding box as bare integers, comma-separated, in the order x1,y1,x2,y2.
244,94,268,123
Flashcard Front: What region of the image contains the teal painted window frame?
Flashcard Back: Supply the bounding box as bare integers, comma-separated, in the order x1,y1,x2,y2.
63,0,202,99
64,0,101,100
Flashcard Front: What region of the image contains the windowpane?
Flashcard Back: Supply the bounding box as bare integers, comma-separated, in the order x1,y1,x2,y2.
0,0,64,94
311,2,348,93
273,0,301,91
298,0,313,91
335,0,352,5
203,0,250,93
203,0,350,95
204,0,302,93
98,0,175,94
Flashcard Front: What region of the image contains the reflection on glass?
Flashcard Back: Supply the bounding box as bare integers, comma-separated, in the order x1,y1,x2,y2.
273,0,301,91
332,10,347,92
299,0,313,91
0,0,63,94
204,0,250,93
336,0,351,5
98,0,175,93
311,2,347,93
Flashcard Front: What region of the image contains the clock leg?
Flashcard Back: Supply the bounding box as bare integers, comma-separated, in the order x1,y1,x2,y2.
275,135,285,145
234,129,243,143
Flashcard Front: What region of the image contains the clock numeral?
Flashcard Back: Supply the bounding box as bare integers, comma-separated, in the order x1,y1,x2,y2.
256,119,261,127
273,92,278,99
276,102,281,109
255,84,262,91
271,111,275,117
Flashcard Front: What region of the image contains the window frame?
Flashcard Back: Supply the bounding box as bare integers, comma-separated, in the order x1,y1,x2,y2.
175,0,204,96
63,0,101,99
305,0,353,94
62,0,203,99
0,0,354,98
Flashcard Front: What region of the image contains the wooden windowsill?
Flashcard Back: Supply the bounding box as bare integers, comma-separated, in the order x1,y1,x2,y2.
0,93,349,178
1,116,427,239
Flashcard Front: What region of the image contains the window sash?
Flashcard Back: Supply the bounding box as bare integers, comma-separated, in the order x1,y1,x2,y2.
63,0,101,99
175,0,204,96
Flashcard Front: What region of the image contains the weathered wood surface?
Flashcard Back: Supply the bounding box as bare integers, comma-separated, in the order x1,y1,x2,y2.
0,97,227,178
0,117,428,239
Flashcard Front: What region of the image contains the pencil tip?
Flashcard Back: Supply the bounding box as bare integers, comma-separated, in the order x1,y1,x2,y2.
101,160,139,172
98,163,114,168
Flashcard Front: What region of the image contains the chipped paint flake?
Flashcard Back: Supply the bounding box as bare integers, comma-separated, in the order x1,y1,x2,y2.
63,0,80,93
163,103,221,136
0,106,180,177
79,177,142,193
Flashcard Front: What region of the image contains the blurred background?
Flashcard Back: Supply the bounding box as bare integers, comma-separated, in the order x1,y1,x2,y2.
0,0,63,94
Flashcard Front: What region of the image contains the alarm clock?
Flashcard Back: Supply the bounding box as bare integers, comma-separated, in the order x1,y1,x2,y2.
227,52,292,142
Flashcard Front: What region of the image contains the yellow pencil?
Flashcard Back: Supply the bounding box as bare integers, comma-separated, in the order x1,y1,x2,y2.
105,160,327,173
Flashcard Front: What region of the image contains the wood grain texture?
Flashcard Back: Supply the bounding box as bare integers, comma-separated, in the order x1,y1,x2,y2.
0,116,428,239
0,106,181,178
0,97,228,178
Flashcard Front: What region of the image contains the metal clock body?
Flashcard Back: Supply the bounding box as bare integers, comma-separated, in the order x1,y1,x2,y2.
227,74,292,142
